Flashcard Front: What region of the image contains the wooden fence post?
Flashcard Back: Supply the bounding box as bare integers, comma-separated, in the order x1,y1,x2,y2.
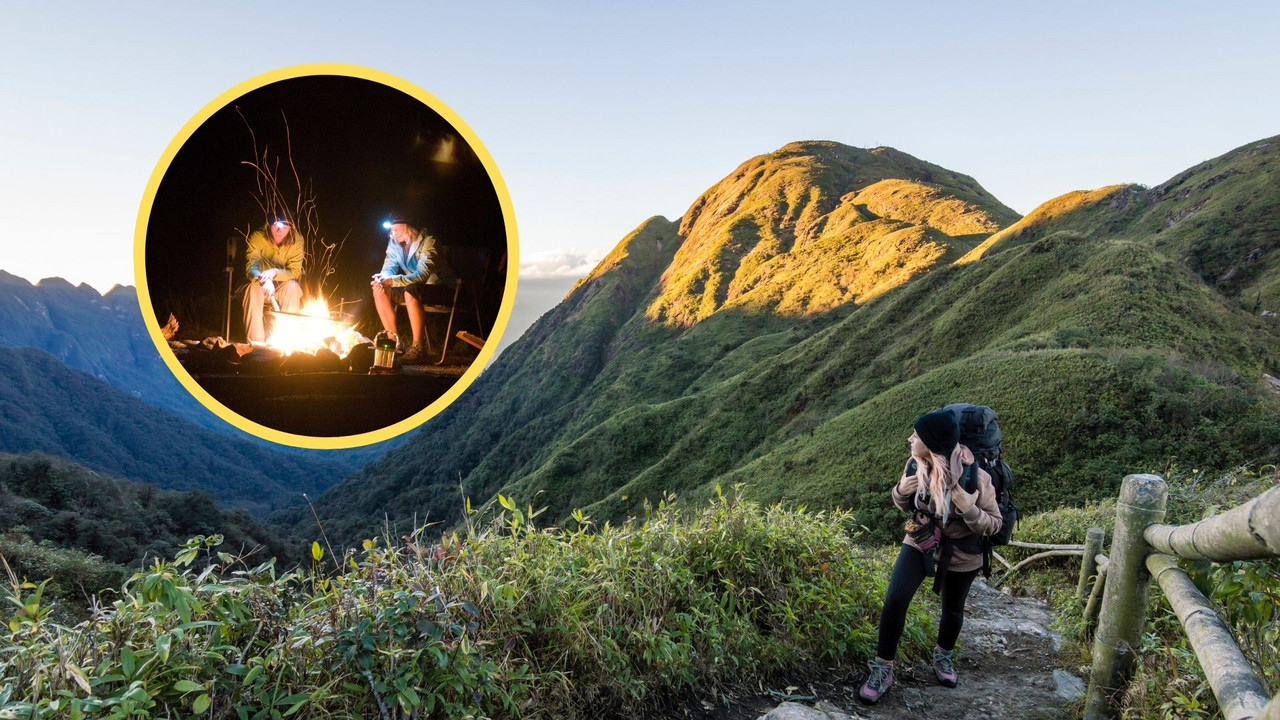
1084,474,1167,720
1077,527,1105,601
1082,554,1110,633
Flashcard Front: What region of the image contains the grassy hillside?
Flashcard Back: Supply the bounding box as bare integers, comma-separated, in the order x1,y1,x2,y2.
964,134,1280,312
290,138,1280,550
7,474,1276,718
652,141,1019,325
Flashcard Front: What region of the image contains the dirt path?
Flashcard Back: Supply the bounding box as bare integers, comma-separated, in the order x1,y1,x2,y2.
657,580,1086,720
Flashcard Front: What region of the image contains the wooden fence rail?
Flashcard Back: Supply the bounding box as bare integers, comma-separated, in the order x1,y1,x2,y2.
1081,474,1280,720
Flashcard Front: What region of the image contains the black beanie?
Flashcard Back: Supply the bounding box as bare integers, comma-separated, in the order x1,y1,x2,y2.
914,409,959,456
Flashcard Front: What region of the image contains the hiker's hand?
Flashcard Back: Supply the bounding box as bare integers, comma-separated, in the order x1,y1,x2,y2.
952,486,975,512
259,269,278,282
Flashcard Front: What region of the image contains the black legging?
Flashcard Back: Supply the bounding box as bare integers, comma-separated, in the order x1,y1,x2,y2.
876,543,980,660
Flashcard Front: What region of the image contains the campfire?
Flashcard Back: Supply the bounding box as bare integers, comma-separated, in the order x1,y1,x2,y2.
264,297,362,357
163,291,473,380
163,296,379,377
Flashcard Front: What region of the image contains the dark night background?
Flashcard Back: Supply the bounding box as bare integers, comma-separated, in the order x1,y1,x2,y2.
145,74,507,341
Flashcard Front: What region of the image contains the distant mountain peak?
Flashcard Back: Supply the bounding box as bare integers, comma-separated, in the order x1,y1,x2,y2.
0,270,33,287
35,276,77,289
649,140,1020,326
104,284,137,299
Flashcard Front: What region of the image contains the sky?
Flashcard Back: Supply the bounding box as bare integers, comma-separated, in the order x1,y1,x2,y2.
3,2,1279,352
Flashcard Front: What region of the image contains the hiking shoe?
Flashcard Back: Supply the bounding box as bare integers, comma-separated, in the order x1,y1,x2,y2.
858,657,894,704
933,646,958,687
400,342,430,365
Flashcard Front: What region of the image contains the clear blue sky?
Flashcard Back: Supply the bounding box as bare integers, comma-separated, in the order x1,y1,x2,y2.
3,1,1278,311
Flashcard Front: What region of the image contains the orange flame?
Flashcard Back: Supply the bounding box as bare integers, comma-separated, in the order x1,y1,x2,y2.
266,297,359,356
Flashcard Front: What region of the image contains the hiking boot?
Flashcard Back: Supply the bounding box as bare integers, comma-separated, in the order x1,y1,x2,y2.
933,645,958,687
400,342,430,365
858,657,894,704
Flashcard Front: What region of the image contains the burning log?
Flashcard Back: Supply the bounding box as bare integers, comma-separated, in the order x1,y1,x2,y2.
179,343,240,374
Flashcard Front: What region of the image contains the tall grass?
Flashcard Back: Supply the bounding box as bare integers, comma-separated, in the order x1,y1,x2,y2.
0,490,929,719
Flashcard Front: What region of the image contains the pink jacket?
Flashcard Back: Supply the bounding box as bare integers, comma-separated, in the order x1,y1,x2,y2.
891,444,1003,573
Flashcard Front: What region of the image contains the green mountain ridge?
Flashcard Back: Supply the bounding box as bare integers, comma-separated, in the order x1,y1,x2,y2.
0,346,351,516
288,138,1280,548
965,134,1280,307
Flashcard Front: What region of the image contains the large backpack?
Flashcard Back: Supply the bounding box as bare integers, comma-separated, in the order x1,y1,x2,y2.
943,403,1019,574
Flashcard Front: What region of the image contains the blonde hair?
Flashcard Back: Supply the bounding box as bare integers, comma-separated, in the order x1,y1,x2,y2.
914,446,965,523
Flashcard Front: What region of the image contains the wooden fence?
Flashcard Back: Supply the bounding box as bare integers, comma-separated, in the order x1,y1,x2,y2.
1078,474,1280,720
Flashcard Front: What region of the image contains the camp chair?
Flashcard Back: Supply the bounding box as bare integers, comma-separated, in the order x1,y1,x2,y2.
418,246,496,364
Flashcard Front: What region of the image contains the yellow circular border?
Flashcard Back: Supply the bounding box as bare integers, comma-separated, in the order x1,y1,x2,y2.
135,64,518,449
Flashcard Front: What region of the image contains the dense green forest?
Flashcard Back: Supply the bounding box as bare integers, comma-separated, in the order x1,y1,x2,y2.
0,453,293,606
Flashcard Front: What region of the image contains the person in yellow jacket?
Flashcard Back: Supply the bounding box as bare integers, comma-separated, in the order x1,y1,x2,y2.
243,219,304,343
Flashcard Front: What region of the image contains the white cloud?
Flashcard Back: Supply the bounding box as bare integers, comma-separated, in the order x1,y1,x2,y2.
518,249,601,279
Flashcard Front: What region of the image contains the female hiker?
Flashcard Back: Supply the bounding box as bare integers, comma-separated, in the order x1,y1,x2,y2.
858,408,1003,704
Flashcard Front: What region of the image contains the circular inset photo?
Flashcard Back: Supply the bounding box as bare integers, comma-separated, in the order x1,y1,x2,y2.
136,65,516,448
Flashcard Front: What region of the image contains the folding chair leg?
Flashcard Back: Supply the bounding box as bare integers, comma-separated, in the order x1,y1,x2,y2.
471,285,484,336
437,282,463,365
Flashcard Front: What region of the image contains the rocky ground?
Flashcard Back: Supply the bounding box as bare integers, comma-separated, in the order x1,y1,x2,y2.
655,580,1086,720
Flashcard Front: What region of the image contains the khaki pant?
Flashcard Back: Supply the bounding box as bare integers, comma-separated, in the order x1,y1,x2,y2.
243,279,302,342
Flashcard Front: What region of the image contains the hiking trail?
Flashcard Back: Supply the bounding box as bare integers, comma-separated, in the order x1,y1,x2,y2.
660,579,1086,720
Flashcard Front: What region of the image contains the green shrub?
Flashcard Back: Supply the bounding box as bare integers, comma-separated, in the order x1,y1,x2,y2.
0,491,930,719
0,532,129,619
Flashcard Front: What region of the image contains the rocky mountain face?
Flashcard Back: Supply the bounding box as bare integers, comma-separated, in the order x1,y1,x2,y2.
0,274,193,415
289,139,1280,549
